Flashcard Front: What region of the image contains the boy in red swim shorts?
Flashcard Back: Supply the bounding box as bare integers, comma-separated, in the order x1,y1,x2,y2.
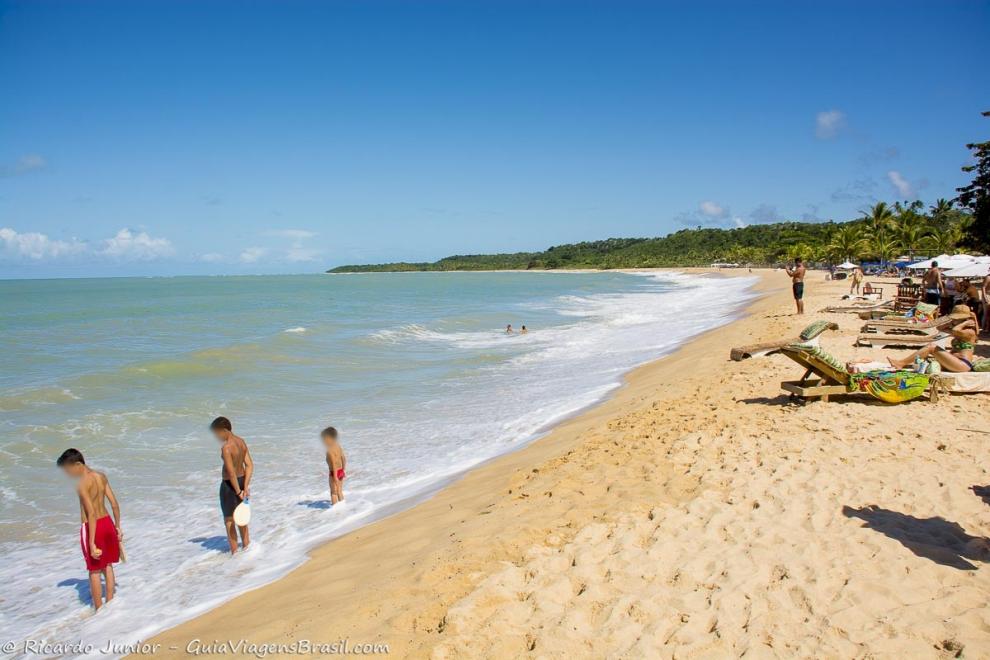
57,448,123,610
322,427,347,505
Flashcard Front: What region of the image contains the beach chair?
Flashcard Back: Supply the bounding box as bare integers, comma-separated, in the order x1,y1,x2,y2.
729,320,838,361
894,282,922,312
779,344,929,404
779,345,851,402
855,332,949,348
860,303,947,331
825,300,893,315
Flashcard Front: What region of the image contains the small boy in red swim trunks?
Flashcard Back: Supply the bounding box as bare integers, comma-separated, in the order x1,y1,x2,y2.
57,448,122,610
321,427,347,505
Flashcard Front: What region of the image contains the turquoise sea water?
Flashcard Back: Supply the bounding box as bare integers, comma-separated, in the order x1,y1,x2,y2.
0,271,756,652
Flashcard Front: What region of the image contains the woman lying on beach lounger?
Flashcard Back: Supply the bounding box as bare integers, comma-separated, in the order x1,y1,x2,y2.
887,305,979,373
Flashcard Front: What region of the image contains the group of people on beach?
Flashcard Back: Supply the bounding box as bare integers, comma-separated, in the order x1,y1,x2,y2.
56,418,347,610
788,257,986,374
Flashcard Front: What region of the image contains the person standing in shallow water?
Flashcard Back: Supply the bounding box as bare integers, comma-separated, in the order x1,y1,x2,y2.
506,324,514,334
785,257,806,315
520,325,528,334
210,416,254,554
57,448,123,610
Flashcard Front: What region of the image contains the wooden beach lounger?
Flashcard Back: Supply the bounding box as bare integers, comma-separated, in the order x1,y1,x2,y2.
778,344,929,404
855,332,950,348
930,371,990,398
824,300,893,315
861,315,952,332
779,345,850,402
729,320,838,361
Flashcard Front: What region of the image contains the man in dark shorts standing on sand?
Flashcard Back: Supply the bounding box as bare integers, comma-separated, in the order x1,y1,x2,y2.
210,416,254,554
785,257,806,315
922,261,944,305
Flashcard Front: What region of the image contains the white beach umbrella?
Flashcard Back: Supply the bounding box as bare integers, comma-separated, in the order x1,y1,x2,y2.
944,262,990,278
907,254,966,270
837,261,857,269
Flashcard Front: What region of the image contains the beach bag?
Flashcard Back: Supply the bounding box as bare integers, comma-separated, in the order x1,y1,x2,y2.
973,358,990,373
848,371,929,404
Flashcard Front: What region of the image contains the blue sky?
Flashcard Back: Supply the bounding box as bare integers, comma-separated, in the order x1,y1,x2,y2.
1,0,988,278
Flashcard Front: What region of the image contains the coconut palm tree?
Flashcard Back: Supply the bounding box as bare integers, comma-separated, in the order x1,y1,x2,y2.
929,198,954,226
870,232,899,267
927,224,964,255
863,202,895,235
828,224,864,262
893,205,928,260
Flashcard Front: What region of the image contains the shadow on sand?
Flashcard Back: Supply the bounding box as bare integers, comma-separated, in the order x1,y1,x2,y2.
297,499,332,510
843,505,990,570
971,485,990,506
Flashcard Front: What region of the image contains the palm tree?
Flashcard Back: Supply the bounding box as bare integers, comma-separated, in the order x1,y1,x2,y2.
929,198,954,225
871,232,899,267
927,224,964,255
863,202,895,235
893,206,928,260
828,224,863,262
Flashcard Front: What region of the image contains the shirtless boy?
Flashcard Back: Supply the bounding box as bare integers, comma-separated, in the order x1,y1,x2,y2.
210,416,254,554
321,426,347,505
785,257,807,315
57,448,122,610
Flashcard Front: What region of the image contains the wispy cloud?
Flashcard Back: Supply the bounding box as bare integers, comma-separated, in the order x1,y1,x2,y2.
100,229,174,261
749,204,780,224
0,154,47,177
199,252,226,263
815,110,845,139
830,177,878,204
239,247,267,263
286,247,320,262
699,200,728,218
0,227,86,259
887,170,913,197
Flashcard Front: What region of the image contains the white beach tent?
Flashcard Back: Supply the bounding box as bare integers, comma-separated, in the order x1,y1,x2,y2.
944,259,990,278
837,261,858,270
906,254,974,271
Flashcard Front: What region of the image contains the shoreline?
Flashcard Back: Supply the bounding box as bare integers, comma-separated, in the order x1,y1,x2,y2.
145,268,775,652
147,268,990,657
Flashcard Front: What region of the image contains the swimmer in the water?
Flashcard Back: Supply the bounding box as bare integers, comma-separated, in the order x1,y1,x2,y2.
506,324,514,334
520,325,528,334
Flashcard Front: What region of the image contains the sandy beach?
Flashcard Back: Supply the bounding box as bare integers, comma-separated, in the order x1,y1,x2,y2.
148,269,990,658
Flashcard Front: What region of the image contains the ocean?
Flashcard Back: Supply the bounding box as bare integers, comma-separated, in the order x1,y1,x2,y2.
0,270,757,652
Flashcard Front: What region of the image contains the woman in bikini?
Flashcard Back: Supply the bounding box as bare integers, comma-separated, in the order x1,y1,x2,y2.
887,305,979,372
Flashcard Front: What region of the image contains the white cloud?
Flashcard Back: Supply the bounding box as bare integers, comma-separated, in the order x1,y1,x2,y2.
100,228,174,260
887,170,913,197
199,252,226,263
268,229,316,240
732,216,748,229
0,154,47,177
815,110,845,139
0,227,86,259
699,200,728,218
286,247,320,262
239,247,267,263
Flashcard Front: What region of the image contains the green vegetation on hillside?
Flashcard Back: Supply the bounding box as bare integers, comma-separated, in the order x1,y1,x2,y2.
329,202,974,272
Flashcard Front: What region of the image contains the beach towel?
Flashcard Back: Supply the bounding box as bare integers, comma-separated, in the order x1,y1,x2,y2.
932,371,990,393
786,344,846,372
847,371,929,403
